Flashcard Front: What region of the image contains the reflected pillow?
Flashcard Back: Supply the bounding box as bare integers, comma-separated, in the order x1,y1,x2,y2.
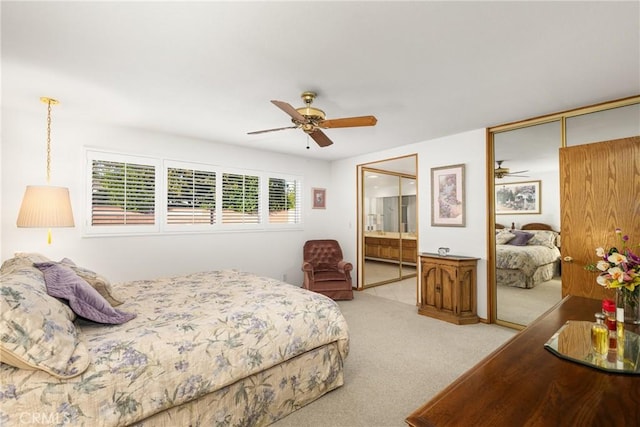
507,230,534,246
527,230,558,249
34,262,136,325
496,230,516,245
0,267,89,378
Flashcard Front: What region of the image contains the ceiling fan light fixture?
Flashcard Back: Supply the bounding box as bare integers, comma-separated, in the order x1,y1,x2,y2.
295,106,325,121
248,90,377,148
494,160,529,179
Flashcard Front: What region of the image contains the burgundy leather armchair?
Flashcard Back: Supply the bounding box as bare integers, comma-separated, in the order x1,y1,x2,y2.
302,239,354,300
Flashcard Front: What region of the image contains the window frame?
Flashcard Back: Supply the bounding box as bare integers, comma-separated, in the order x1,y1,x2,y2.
266,174,302,226
164,160,219,232
84,149,304,237
85,149,162,236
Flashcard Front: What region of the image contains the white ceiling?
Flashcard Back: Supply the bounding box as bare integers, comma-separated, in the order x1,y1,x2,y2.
2,1,639,161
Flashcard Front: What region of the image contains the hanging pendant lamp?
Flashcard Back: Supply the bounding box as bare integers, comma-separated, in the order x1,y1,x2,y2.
17,97,75,243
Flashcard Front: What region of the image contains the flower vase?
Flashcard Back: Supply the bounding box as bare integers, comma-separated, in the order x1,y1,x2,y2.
616,288,640,325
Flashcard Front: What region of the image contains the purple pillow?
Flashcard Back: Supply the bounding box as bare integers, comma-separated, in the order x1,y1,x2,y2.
507,230,534,246
34,262,136,324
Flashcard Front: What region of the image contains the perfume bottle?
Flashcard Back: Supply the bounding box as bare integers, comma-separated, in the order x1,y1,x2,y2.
617,305,625,361
602,299,617,352
591,313,608,357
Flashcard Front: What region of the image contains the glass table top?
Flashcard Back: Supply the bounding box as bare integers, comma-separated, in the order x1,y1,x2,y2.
544,321,640,374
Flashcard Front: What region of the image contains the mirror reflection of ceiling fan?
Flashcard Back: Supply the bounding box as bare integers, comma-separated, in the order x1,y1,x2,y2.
495,160,529,179
247,91,377,147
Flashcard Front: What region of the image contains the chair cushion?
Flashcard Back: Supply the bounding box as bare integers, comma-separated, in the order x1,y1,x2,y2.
314,270,349,282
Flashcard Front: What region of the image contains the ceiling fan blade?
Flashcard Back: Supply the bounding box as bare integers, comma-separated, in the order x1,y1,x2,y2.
247,125,298,135
309,129,334,147
509,170,529,175
271,100,307,123
508,174,530,178
320,115,378,128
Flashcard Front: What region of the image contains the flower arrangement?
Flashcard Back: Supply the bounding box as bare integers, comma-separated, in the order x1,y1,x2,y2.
586,228,640,323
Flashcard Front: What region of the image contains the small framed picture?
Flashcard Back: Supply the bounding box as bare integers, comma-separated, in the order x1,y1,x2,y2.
312,188,326,209
495,180,541,214
431,164,465,227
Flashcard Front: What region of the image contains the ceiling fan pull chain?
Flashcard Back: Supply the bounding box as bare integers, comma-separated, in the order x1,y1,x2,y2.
306,135,310,149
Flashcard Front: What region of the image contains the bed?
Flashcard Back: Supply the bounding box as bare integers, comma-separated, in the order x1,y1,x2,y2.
0,253,349,426
495,223,561,289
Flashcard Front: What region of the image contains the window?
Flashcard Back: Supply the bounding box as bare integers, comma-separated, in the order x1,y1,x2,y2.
90,159,156,226
269,177,301,224
86,149,302,236
167,167,216,225
222,173,260,224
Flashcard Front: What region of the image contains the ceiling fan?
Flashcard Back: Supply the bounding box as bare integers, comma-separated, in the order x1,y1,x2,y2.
247,91,377,147
495,160,529,179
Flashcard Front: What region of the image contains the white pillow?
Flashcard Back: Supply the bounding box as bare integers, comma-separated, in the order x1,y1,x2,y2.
526,230,558,249
496,229,516,245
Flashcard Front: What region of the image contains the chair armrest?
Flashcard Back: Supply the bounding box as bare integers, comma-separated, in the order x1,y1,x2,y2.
302,262,314,273
337,261,353,272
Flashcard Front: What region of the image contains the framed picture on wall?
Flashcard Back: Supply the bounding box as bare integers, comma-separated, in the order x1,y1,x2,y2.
495,180,541,214
312,188,326,209
431,164,465,227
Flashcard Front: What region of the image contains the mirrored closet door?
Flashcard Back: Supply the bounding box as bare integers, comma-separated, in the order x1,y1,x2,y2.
492,120,562,327
360,154,418,290
488,96,639,329
362,170,417,287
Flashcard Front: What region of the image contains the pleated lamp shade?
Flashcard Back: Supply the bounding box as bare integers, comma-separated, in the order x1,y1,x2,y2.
17,185,75,228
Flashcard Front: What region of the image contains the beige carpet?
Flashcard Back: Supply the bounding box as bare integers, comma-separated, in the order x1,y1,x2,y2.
497,277,562,326
272,292,516,427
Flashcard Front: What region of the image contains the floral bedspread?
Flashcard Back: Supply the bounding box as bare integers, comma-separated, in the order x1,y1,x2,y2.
496,244,560,278
0,270,349,426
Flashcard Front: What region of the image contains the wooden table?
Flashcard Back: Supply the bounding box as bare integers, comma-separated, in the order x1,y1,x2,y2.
406,296,640,426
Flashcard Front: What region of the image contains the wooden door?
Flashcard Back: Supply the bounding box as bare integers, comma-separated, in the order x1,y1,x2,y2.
560,136,640,299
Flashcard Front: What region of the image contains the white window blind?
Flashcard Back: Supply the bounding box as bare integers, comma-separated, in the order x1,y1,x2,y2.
167,167,216,225
91,160,156,226
269,177,301,224
222,173,260,224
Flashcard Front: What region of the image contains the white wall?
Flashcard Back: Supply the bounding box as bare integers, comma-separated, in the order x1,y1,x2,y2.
331,129,491,318
2,108,492,317
1,108,333,284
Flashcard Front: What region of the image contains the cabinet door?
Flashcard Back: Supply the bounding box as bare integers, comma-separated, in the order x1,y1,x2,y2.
365,238,378,258
458,265,476,315
379,242,391,259
421,261,439,308
389,239,400,260
402,240,417,263
438,263,457,314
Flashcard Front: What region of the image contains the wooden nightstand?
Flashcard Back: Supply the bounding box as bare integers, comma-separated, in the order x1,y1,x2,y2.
418,253,479,325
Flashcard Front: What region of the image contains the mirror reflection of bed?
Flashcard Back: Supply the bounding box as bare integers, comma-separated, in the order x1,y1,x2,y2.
495,222,562,326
